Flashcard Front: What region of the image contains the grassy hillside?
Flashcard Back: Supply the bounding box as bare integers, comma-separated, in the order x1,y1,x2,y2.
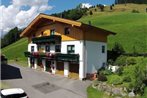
79,4,147,53
1,38,28,61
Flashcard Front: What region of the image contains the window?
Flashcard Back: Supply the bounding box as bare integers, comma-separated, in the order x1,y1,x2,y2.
31,46,34,52
45,45,50,52
41,32,44,36
38,45,41,51
64,27,70,35
67,45,75,54
102,45,105,53
55,45,61,52
50,29,55,35
102,62,106,67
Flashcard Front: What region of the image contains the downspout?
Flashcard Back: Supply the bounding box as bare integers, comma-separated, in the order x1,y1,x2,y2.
82,28,87,79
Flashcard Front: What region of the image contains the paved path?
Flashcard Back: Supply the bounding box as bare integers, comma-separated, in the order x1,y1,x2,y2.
1,63,91,98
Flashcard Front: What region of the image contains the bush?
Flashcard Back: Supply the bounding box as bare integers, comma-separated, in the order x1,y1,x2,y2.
115,66,123,75
108,59,114,65
114,56,127,66
100,69,112,75
123,76,131,82
97,74,107,81
127,57,137,65
132,9,139,13
108,75,123,85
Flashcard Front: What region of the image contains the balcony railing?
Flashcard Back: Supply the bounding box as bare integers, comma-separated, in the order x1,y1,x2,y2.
24,52,55,59
24,52,79,63
55,53,79,62
32,35,61,44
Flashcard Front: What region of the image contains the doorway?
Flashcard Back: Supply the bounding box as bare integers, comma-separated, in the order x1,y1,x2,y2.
46,60,51,72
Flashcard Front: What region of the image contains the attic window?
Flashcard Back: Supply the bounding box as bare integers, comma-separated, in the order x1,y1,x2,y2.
50,29,55,35
64,27,70,35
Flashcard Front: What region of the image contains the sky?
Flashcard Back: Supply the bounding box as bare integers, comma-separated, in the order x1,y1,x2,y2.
0,0,115,36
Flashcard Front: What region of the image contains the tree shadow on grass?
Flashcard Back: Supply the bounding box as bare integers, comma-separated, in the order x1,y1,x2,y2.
1,64,22,80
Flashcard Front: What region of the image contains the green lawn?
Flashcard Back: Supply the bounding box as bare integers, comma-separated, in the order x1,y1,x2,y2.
87,86,113,98
8,60,28,67
1,38,28,61
80,12,147,53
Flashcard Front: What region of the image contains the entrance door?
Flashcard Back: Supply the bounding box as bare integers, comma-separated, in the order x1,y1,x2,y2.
46,60,51,72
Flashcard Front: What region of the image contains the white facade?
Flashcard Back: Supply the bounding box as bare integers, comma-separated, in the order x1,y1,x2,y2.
61,40,85,79
28,43,38,52
27,40,107,80
28,43,38,68
61,41,84,61
85,41,107,74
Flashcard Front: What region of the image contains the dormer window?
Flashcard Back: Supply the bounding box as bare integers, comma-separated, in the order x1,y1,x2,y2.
64,27,70,35
50,29,55,35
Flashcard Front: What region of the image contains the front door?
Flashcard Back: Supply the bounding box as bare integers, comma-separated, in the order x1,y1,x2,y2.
46,60,51,72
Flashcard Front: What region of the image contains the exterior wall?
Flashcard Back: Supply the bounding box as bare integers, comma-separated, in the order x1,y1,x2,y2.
61,40,83,61
85,41,107,74
61,40,85,79
28,43,38,52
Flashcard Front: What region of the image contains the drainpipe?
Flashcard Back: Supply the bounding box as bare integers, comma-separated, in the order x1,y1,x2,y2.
81,28,87,80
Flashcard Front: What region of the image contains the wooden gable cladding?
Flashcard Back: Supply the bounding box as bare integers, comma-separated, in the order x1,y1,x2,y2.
81,24,110,42
32,22,83,41
84,30,107,42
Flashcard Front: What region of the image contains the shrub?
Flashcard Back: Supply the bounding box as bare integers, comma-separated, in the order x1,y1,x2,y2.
97,74,107,81
108,59,114,65
112,42,125,55
114,56,127,66
132,9,139,13
108,75,123,85
100,69,112,75
123,76,131,82
115,66,123,75
127,57,137,65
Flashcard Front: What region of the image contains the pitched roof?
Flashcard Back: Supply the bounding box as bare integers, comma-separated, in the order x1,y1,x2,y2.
20,13,115,37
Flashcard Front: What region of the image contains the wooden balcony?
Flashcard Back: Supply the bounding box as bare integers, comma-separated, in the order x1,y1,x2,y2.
32,35,61,44
24,52,79,63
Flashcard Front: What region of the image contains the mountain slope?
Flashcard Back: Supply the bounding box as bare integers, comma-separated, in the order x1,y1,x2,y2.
1,38,28,60
79,12,147,53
